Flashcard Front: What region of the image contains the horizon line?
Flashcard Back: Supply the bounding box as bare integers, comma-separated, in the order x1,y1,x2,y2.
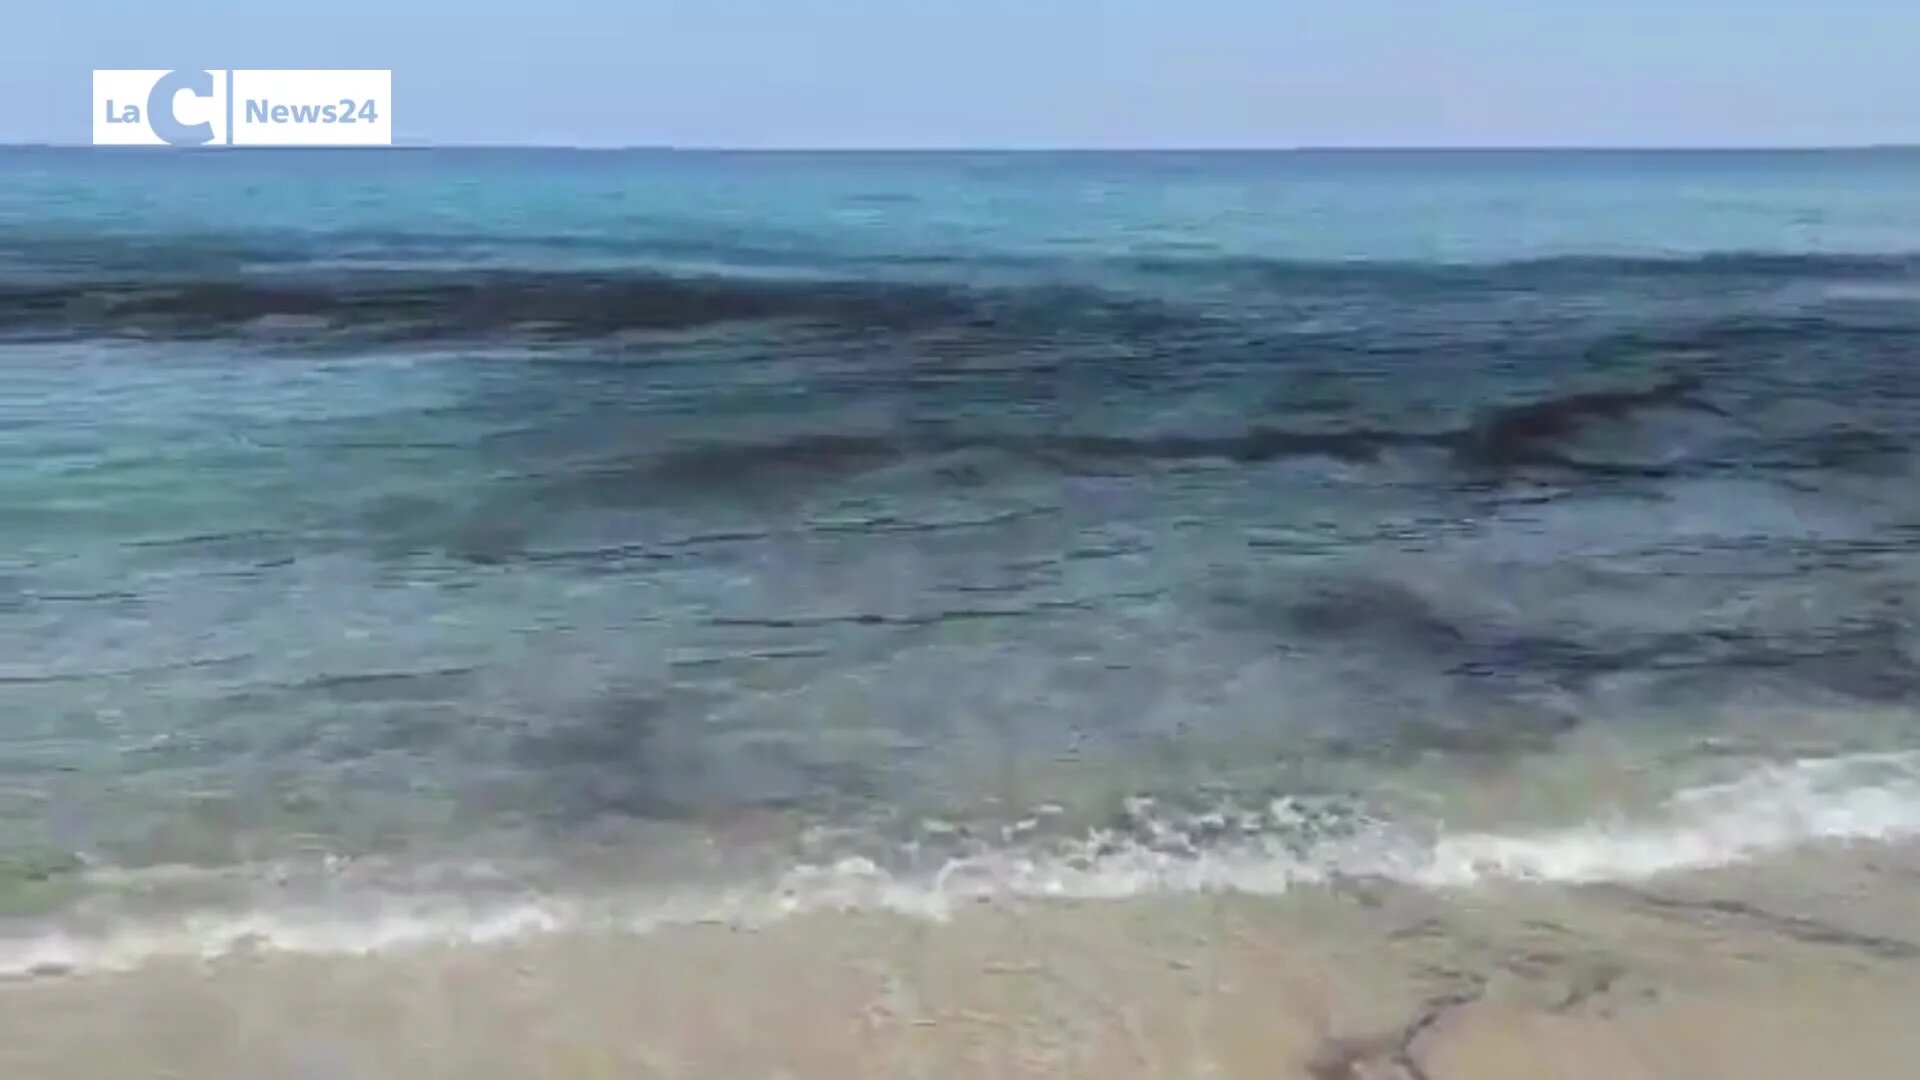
8,141,1920,153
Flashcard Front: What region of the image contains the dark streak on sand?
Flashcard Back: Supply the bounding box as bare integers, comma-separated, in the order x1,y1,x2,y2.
1611,887,1920,961
1307,979,1486,1080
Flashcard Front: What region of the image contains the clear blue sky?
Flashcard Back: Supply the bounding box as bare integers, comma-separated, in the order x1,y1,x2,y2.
13,0,1920,147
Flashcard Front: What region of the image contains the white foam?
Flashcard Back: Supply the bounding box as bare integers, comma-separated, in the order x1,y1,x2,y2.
1409,752,1920,886
5,751,1919,978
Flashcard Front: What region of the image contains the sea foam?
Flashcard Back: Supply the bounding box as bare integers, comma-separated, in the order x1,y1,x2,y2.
4,751,1918,978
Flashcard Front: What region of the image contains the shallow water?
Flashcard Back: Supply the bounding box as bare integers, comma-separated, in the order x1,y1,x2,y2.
2,149,1919,982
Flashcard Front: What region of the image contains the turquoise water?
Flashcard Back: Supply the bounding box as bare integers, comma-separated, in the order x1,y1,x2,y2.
8,149,1920,269
3,148,1920,967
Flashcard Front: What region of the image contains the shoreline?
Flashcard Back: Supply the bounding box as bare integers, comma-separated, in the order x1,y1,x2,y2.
4,746,1918,982
3,843,1917,1078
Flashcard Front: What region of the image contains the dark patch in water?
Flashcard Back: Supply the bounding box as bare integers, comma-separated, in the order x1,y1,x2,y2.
1451,374,1716,471
510,689,885,825
1282,580,1472,654
510,692,694,822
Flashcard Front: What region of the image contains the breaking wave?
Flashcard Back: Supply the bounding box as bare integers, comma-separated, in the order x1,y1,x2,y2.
5,752,1917,979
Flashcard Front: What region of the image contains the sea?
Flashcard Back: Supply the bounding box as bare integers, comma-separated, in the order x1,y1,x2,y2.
2,147,1920,1075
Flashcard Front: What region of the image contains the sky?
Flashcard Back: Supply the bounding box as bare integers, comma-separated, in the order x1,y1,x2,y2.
7,0,1920,148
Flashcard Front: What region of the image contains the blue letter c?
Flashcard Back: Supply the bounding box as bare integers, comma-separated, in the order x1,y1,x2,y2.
147,69,216,146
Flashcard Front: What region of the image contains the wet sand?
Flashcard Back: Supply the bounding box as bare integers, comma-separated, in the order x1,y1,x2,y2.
4,844,1918,1079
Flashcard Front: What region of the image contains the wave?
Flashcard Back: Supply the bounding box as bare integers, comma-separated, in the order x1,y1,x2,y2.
1129,251,1920,288
0,270,1102,343
5,244,1917,344
1451,373,1718,471
630,428,1422,492
13,236,1920,286
5,752,1916,978
623,373,1724,492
